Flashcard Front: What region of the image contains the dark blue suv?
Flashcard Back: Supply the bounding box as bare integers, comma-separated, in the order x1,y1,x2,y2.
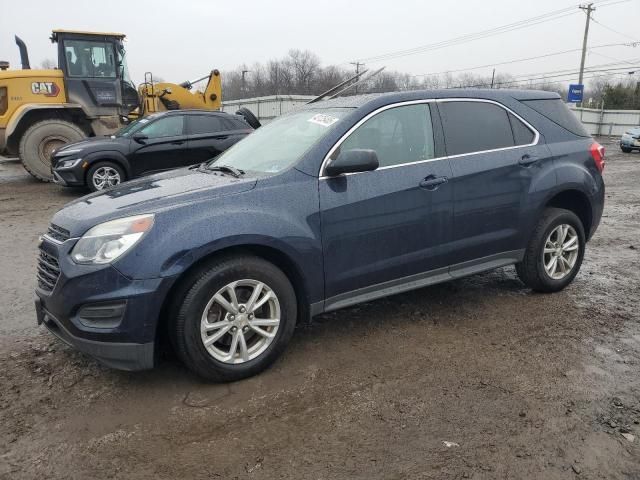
35,89,605,381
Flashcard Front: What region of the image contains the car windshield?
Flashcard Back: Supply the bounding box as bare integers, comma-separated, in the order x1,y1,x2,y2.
114,116,156,137
209,108,350,174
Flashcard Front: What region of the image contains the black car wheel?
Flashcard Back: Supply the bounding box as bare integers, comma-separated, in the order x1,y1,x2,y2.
170,255,297,382
516,208,586,293
621,146,633,153
87,161,126,192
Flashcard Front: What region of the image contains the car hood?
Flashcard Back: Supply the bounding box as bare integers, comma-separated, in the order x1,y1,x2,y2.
52,167,257,237
53,136,129,157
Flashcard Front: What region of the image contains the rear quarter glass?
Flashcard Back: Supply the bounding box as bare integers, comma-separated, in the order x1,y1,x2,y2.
520,99,590,137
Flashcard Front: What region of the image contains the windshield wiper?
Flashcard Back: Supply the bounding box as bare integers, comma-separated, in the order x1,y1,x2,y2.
207,164,245,178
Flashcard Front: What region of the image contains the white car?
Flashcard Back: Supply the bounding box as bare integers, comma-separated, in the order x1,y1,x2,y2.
620,127,640,153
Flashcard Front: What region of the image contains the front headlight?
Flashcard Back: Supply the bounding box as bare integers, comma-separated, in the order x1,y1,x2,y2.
57,158,82,169
71,214,155,265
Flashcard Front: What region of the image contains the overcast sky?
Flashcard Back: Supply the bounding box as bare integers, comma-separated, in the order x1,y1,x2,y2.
1,0,639,88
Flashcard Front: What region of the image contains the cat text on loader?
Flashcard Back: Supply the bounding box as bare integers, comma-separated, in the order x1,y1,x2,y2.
0,31,141,181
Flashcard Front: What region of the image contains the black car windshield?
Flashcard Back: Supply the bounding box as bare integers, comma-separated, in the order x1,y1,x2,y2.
114,115,158,138
209,108,350,174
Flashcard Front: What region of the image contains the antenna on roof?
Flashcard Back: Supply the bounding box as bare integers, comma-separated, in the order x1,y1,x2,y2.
306,69,369,104
328,67,386,99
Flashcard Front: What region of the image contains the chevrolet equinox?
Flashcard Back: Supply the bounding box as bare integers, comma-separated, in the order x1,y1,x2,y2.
35,90,605,381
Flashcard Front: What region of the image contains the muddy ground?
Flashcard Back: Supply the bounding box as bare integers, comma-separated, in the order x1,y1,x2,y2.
0,138,638,479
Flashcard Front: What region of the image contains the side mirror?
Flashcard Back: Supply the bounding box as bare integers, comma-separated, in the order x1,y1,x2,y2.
132,133,148,144
325,149,379,177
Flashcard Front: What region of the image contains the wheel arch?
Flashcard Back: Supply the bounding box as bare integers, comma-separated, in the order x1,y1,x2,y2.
6,104,92,155
83,151,131,180
156,243,312,348
544,189,593,238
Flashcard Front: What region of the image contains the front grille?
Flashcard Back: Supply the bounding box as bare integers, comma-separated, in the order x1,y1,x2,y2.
37,249,61,293
46,224,70,243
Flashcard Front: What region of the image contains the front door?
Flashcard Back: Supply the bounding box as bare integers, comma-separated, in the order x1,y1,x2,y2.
129,114,187,176
319,102,453,309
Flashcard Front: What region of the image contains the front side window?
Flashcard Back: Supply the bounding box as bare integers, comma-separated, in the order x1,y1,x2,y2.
140,116,184,138
338,103,435,168
439,101,515,156
64,40,116,78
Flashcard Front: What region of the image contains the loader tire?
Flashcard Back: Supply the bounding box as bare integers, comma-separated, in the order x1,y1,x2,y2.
19,120,86,182
236,107,261,129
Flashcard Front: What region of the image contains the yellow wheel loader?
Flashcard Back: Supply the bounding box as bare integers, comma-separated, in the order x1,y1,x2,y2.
0,30,224,181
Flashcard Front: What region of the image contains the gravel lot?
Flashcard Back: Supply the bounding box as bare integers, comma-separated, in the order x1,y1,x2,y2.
0,139,639,479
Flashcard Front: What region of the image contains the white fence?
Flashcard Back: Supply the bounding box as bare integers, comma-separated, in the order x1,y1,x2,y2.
222,96,640,137
569,106,640,137
221,95,315,124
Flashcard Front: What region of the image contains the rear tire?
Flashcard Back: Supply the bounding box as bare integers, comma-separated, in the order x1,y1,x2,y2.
19,120,85,182
86,161,126,192
516,208,586,293
171,255,297,382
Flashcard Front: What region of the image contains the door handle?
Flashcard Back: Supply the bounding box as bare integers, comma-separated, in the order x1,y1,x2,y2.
419,175,448,190
171,140,185,145
213,135,229,140
519,154,538,167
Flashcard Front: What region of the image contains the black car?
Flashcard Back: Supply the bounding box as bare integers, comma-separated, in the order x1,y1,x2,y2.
51,110,254,191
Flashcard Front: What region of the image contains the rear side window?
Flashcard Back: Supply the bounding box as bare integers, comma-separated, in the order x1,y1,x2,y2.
140,115,184,138
223,117,250,130
521,99,589,137
338,103,435,168
188,115,225,135
508,113,535,145
439,101,514,156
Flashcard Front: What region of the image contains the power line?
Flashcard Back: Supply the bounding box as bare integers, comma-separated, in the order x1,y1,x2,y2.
352,6,579,64
343,0,632,67
591,17,640,42
455,65,640,88
411,42,633,78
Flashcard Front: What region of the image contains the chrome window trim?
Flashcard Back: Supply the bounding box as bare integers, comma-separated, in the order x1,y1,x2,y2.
318,97,540,179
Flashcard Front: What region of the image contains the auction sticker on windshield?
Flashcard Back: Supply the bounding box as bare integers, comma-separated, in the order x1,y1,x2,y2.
308,114,339,127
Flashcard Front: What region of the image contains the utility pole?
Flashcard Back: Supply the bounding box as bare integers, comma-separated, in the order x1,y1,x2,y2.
490,68,496,89
241,69,250,97
350,61,365,94
578,3,595,87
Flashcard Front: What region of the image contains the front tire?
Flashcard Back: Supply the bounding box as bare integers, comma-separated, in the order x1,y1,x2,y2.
621,146,633,153
86,161,125,192
171,255,297,381
19,120,85,182
516,208,586,293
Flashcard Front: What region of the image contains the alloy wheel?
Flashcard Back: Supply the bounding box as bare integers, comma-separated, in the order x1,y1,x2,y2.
92,167,121,190
543,224,579,280
200,279,281,364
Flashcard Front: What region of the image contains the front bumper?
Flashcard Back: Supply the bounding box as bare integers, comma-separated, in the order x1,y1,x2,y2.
36,297,154,370
51,166,86,187
35,236,176,371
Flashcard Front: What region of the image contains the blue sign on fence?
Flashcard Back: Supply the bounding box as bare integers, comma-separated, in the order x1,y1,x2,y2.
568,84,584,103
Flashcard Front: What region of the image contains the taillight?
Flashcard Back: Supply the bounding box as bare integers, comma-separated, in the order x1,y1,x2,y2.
590,142,605,173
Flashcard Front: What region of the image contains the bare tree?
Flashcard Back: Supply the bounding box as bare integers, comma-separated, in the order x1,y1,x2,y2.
40,58,57,69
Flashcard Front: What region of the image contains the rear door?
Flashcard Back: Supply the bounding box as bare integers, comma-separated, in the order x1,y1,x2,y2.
129,114,187,175
437,99,548,269
319,102,454,308
186,115,241,163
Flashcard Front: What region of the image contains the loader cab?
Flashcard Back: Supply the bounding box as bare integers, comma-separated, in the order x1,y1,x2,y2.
52,30,139,125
